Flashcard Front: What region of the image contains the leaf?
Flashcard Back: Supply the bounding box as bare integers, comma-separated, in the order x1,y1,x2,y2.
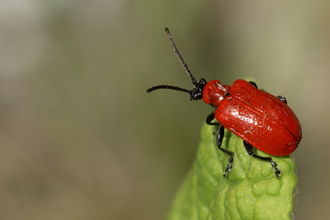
167,122,298,220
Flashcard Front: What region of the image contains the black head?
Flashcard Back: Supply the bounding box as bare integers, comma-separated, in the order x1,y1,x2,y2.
146,28,207,101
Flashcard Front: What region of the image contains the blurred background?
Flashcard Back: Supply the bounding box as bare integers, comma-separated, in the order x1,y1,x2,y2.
0,0,329,219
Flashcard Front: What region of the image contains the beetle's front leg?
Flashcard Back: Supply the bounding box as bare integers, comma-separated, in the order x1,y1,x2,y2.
248,81,258,89
206,112,234,177
243,141,282,179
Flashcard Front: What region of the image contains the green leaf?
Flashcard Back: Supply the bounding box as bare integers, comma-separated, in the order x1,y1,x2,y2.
167,123,298,220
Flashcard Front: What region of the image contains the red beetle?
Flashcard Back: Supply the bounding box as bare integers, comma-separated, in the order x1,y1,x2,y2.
147,28,302,178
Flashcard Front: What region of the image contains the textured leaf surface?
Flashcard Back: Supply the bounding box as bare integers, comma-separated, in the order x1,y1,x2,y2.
167,123,297,220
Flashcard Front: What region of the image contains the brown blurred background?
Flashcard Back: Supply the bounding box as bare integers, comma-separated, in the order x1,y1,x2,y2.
0,0,329,219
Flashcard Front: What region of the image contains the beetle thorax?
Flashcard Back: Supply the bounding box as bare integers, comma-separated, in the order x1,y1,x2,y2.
202,80,229,107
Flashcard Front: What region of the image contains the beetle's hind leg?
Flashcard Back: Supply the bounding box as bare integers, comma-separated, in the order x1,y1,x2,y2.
277,95,287,104
206,112,234,177
243,141,282,179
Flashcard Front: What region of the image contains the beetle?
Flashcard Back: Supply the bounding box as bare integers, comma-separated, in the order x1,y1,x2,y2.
146,27,302,178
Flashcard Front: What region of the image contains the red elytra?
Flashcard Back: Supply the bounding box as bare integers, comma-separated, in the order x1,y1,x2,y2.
203,79,301,156
146,28,302,178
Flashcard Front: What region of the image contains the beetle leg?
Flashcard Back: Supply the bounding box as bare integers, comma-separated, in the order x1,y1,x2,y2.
206,112,234,177
206,112,219,126
277,95,287,104
243,141,282,179
248,81,258,89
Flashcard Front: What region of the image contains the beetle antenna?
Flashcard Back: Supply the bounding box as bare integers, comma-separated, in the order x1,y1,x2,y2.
146,85,192,94
165,27,197,86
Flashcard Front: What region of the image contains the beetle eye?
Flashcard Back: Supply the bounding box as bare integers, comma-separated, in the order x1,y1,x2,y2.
190,78,207,101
